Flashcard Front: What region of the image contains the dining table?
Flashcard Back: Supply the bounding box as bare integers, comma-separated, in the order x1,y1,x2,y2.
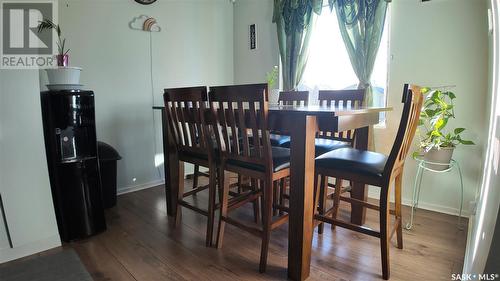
153,104,392,280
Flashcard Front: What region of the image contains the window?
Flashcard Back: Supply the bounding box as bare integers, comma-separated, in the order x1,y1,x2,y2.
298,9,390,121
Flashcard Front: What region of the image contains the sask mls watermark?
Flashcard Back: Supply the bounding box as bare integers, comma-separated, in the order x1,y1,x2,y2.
0,0,58,69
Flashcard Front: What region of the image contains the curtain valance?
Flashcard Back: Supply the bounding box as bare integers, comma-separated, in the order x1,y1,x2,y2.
272,0,392,35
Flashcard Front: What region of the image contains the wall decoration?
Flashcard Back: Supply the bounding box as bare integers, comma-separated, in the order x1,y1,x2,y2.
134,0,157,5
129,15,161,32
250,24,256,50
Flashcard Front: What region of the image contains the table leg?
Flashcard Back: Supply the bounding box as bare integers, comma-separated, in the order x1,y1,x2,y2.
161,108,180,221
351,126,369,225
288,115,317,281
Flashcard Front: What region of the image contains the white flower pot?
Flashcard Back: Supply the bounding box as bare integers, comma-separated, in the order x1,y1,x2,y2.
269,89,280,104
424,146,455,171
45,67,82,86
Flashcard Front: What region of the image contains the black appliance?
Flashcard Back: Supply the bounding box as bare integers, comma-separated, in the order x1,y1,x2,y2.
41,90,106,242
97,141,122,209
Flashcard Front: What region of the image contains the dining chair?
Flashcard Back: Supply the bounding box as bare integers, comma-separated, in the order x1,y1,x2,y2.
271,90,309,145
313,84,424,280
278,90,309,106
280,89,364,156
279,89,365,229
272,91,309,215
163,86,217,247
209,83,291,273
315,89,365,153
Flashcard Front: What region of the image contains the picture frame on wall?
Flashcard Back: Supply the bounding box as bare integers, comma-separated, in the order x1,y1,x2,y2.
250,24,256,50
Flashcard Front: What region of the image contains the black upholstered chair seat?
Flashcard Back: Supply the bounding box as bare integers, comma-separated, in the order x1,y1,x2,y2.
315,148,388,178
281,138,351,156
269,134,291,146
226,146,291,172
181,150,217,162
242,134,291,147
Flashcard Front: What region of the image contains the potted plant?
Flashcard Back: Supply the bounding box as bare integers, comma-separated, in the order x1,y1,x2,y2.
266,65,279,103
413,87,474,170
38,19,70,66
37,19,81,88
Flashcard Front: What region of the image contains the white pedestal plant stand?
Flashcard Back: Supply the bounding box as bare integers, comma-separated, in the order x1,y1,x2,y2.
405,156,464,230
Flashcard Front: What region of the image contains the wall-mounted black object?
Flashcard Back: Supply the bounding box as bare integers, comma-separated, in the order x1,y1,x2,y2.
97,141,121,209
250,24,256,50
41,90,106,242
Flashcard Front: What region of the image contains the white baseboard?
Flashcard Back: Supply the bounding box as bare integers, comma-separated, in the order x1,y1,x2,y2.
0,234,61,264
367,189,470,217
117,179,165,196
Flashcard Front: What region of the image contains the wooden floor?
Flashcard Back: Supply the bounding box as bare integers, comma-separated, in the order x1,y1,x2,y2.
42,178,468,280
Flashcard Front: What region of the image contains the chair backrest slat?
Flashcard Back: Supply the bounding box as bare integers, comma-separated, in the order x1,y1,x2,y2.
237,101,251,157
318,89,365,144
163,86,209,156
383,84,424,179
209,84,272,171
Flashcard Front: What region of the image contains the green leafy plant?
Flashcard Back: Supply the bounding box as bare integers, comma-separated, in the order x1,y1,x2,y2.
37,19,69,56
266,65,279,89
414,87,474,156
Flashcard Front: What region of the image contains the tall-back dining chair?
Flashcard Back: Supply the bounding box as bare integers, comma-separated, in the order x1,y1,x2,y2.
279,89,364,156
278,90,309,106
163,86,217,247
208,84,291,273
312,89,366,233
313,84,424,279
266,90,310,148
272,91,310,214
317,89,365,144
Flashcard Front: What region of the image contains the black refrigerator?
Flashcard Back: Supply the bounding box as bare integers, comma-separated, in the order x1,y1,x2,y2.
41,90,106,242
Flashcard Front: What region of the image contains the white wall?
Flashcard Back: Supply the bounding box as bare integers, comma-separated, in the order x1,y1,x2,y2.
233,0,278,85
232,0,489,216
59,0,234,192
382,0,489,216
0,70,60,263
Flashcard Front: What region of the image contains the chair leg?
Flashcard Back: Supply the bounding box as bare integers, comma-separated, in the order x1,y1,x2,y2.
251,178,260,224
174,161,185,227
205,168,217,247
259,178,273,273
313,173,320,221
313,173,318,208
380,189,391,280
192,164,199,190
279,178,285,216
273,181,279,216
331,178,343,230
237,174,243,193
395,174,403,249
215,170,230,249
318,175,327,234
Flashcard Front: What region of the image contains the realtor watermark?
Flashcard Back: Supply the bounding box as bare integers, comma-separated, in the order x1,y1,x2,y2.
0,0,58,69
452,273,500,281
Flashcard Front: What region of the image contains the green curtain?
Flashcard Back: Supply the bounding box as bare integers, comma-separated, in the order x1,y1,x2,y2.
333,0,389,106
333,0,390,150
273,0,324,91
